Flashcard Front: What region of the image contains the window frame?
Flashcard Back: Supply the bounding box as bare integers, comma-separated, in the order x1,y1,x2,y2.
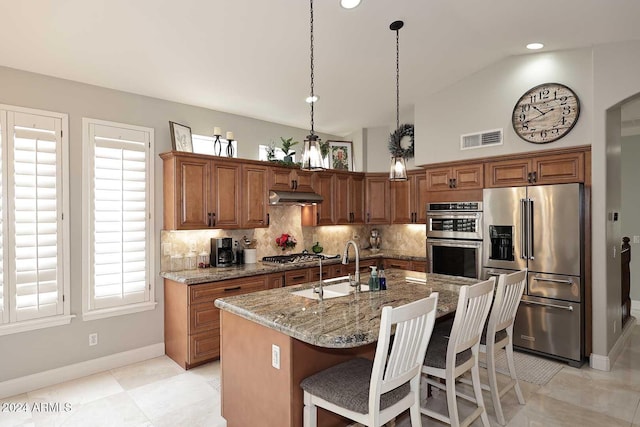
0,104,72,336
81,118,156,322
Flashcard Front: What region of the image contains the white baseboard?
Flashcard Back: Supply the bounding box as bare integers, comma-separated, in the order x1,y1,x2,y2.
590,316,637,371
0,343,165,399
632,300,640,318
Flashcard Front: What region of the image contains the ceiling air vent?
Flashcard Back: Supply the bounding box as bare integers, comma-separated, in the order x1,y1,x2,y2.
460,128,503,150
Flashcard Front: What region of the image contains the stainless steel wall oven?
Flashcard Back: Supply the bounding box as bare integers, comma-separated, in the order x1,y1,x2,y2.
426,202,483,279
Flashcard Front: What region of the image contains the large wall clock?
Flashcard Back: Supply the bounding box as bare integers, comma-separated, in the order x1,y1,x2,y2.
512,82,580,144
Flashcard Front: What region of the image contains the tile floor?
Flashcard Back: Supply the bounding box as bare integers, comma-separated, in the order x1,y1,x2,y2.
1,325,639,427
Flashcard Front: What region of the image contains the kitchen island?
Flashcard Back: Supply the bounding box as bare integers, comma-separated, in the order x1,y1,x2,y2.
215,269,476,427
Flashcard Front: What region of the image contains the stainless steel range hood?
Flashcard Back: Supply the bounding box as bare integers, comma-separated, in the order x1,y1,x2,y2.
269,190,323,205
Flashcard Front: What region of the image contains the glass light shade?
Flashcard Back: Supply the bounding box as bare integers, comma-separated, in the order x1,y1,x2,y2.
389,156,407,181
340,0,361,9
301,135,324,170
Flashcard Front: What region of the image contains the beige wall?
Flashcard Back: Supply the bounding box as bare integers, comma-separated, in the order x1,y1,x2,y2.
0,65,340,383
621,136,640,301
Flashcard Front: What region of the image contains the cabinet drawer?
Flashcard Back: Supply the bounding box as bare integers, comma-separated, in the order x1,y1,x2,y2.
189,277,266,304
411,261,427,272
190,329,220,363
285,269,310,286
190,301,219,334
308,268,327,282
384,259,412,270
328,264,348,278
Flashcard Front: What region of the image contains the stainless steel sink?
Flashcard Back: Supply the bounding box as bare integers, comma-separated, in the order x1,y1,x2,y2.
290,276,369,300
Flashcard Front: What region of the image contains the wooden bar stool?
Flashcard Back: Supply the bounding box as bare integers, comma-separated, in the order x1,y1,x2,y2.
300,293,439,427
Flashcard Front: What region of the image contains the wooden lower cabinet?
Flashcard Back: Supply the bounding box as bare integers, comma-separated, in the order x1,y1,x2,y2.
164,276,267,369
383,258,426,272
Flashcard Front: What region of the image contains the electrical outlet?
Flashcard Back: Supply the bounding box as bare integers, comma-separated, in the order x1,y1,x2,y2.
312,234,318,243
89,333,98,346
634,235,640,244
162,243,172,256
614,321,617,334
271,344,280,369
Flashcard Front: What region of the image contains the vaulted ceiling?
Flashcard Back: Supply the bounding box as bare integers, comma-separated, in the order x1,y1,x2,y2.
1,0,640,136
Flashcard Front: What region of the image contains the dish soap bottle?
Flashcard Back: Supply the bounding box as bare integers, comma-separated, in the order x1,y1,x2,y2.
368,266,380,291
378,267,387,290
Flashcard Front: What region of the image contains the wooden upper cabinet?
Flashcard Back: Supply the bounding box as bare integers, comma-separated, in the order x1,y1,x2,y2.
312,172,335,225
485,151,584,188
390,170,429,224
334,172,365,225
161,152,250,230
211,162,241,228
334,173,351,224
533,152,584,184
170,156,211,229
425,163,483,191
350,174,366,224
390,179,412,224
365,174,390,224
269,167,314,192
241,164,269,228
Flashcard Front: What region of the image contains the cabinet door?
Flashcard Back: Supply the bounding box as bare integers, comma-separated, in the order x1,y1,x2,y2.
365,175,390,224
242,164,269,228
413,172,429,223
533,152,584,184
334,173,351,224
485,158,531,188
312,172,335,225
349,174,366,224
294,170,314,192
285,269,311,286
212,162,241,228
176,157,211,229
425,167,453,191
453,163,483,189
269,167,294,191
390,179,412,224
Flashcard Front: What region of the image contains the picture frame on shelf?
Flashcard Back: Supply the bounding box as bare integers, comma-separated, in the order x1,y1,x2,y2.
169,121,193,152
328,140,353,171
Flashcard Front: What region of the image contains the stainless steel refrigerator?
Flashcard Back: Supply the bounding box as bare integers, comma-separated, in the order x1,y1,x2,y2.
482,183,584,366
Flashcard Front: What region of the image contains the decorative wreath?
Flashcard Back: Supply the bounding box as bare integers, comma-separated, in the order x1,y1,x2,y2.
388,123,415,159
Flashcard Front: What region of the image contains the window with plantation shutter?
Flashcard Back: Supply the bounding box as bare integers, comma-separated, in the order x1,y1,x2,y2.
82,119,155,320
0,105,71,335
0,113,5,325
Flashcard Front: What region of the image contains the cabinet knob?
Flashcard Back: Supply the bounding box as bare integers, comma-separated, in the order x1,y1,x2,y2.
531,171,537,182
266,213,270,225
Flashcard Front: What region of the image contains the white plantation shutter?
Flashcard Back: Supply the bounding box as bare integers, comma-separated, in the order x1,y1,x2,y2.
8,111,64,322
0,112,6,324
87,121,153,311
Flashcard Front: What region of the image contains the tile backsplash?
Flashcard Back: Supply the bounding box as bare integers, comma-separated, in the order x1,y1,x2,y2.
160,206,426,271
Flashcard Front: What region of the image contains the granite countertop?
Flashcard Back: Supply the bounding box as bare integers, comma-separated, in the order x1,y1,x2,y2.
160,249,427,285
214,269,477,349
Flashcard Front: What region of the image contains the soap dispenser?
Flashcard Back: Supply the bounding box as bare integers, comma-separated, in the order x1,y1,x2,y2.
368,266,380,291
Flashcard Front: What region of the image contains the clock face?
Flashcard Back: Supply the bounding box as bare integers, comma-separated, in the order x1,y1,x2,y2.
512,83,580,144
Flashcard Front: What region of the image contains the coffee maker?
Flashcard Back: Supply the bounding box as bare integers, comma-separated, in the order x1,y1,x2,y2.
211,237,234,267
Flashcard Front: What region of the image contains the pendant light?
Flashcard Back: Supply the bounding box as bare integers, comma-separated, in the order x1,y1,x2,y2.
301,0,325,171
389,20,408,181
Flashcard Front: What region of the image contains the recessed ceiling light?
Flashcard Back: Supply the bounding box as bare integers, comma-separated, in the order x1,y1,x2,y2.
305,95,319,103
526,42,544,50
340,0,361,9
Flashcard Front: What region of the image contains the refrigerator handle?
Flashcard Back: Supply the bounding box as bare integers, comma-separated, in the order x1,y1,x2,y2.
520,198,528,259
528,198,534,260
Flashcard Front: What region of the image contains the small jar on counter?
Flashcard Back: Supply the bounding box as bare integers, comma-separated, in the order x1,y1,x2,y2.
184,251,197,270
170,254,184,272
198,251,210,268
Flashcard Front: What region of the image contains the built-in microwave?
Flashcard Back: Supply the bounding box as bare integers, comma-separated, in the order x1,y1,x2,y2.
426,202,483,240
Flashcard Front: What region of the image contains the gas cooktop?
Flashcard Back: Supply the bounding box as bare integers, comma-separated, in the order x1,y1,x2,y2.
261,253,340,264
